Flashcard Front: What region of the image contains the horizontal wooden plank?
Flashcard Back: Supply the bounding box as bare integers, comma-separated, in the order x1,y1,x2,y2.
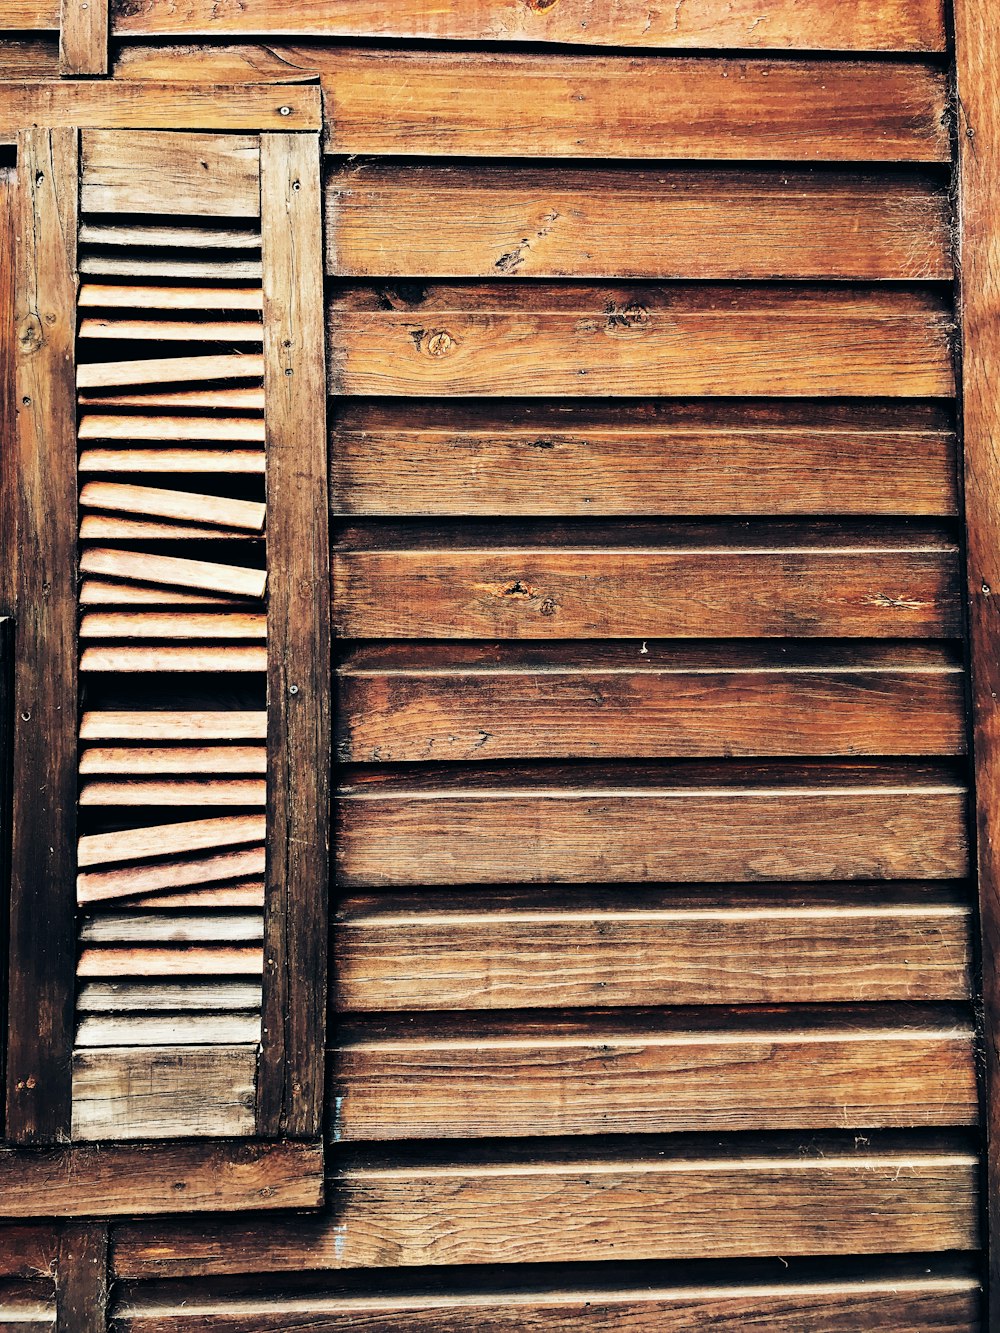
76,1013,261,1047
81,129,260,216
79,814,265,868
111,1137,980,1272
80,515,243,541
72,1046,256,1139
330,401,959,518
317,51,949,161
78,222,261,250
0,86,318,147
336,776,969,885
79,612,267,640
333,544,961,640
81,746,266,774
78,980,263,1012
124,883,265,909
80,450,266,475
79,386,265,411
77,353,264,390
79,255,263,280
333,1015,977,1139
109,0,946,50
81,481,265,531
0,1141,322,1216
80,645,268,672
79,777,266,805
337,644,966,760
77,946,264,976
81,712,267,741
327,166,952,282
335,888,973,1009
78,414,265,441
329,285,955,399
80,912,263,944
79,846,266,904
80,549,266,599
79,317,263,343
105,1272,982,1333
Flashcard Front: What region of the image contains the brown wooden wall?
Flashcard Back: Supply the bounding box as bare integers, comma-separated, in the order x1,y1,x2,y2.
0,0,992,1328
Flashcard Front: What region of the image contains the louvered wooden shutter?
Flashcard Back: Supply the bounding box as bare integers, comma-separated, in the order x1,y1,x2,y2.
4,125,329,1158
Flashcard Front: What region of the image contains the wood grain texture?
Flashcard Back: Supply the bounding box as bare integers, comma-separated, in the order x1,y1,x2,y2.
114,46,949,160
59,0,108,75
108,0,947,50
5,129,79,1145
104,1273,982,1333
111,1137,981,1272
334,888,973,1010
0,1,58,28
337,644,967,760
78,846,266,904
54,1223,108,1333
78,412,265,439
336,772,969,886
330,401,960,518
327,165,952,282
80,549,266,599
0,1141,323,1216
80,645,268,672
954,0,1000,1313
80,483,265,532
0,86,319,146
333,543,961,640
79,814,265,868
258,132,330,1139
80,712,267,741
72,1046,256,1139
328,285,956,399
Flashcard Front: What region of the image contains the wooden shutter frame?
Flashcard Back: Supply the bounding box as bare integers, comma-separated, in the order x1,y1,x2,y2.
0,105,329,1210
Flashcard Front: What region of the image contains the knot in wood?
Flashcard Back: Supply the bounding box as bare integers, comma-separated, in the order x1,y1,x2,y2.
420,329,456,358
17,313,43,355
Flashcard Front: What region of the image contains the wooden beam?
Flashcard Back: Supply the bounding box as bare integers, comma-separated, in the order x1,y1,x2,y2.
54,1223,108,1333
6,129,79,1145
954,0,1000,1317
59,0,108,76
0,1141,323,1216
258,132,330,1138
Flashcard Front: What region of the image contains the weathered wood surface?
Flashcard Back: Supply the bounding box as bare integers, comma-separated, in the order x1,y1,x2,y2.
78,412,265,438
54,1223,108,1333
80,645,268,672
109,0,947,50
60,0,108,75
337,644,966,761
334,888,973,1010
333,1013,978,1139
0,1,58,27
112,1136,980,1272
77,353,264,389
257,132,330,1139
954,0,1000,1313
77,847,266,904
79,449,265,475
330,402,959,518
327,166,952,281
0,1142,323,1216
80,712,267,741
79,814,265,867
0,85,320,146
336,767,969,886
5,129,79,1144
83,131,260,214
328,285,955,399
80,549,266,599
72,1046,257,1139
80,483,265,532
333,533,961,640
114,47,951,162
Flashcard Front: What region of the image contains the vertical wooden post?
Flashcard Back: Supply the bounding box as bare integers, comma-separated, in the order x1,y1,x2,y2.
59,0,109,77
954,0,1000,1315
55,1223,109,1333
258,132,331,1138
5,129,79,1144
0,165,16,1144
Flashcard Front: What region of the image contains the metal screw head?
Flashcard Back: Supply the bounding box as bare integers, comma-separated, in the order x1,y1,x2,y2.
279,105,292,116
289,684,300,696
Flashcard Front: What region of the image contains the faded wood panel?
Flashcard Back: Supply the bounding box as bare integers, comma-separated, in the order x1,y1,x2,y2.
258,132,330,1139
114,46,950,161
111,1139,981,1272
327,166,952,281
329,285,955,399
0,84,319,147
330,401,960,518
108,0,947,50
71,1046,256,1140
336,777,969,886
60,0,108,74
5,129,79,1144
337,645,967,760
0,1142,323,1217
54,1224,108,1333
334,889,973,1010
333,544,962,640
81,131,260,217
334,1017,978,1139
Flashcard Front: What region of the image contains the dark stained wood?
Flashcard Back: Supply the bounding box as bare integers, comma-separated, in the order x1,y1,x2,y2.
258,132,330,1140
337,644,967,760
336,768,969,887
117,47,951,162
54,1223,108,1333
330,401,960,518
333,539,962,640
328,285,956,399
5,129,79,1145
0,1141,323,1216
954,0,1000,1314
327,165,952,282
60,0,108,75
334,887,973,1010
111,1136,980,1273
0,170,14,1144
109,0,947,51
332,1012,978,1139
